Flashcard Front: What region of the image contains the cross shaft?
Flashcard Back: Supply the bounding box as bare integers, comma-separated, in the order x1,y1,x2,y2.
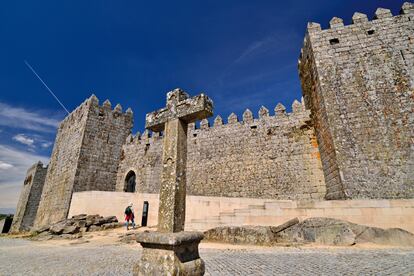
145,88,213,232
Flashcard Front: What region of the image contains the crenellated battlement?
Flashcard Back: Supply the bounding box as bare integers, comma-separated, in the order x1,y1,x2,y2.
304,2,412,34
189,97,308,132
123,97,309,148
59,94,133,128
298,2,414,68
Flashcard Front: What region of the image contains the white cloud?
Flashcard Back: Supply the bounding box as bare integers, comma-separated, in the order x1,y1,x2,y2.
13,134,35,147
0,102,61,133
41,142,53,148
0,145,49,208
0,161,14,170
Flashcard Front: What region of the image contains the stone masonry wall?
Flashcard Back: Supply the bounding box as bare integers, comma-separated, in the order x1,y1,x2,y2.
299,3,414,199
116,100,326,200
11,162,47,232
34,96,132,228
74,98,133,192
116,131,163,193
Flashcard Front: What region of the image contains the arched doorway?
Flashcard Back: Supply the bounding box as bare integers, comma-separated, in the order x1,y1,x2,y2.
124,171,136,193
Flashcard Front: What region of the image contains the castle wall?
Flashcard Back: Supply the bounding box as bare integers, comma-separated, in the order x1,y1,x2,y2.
11,162,47,232
116,101,326,200
34,96,132,227
115,132,163,193
299,4,414,199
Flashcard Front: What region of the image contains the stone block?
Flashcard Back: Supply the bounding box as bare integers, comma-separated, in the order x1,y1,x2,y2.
134,231,205,276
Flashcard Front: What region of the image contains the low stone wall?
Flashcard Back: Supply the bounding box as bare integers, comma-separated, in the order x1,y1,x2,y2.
68,191,414,233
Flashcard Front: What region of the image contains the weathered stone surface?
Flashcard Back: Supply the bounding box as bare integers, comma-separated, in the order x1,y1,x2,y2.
101,222,119,230
205,217,414,247
34,95,133,228
11,162,47,232
33,225,50,234
271,217,300,233
299,5,414,199
136,230,204,245
278,218,358,246
72,214,87,220
116,98,325,201
145,89,213,233
49,222,66,235
145,88,213,132
33,214,119,239
88,225,101,232
133,90,209,275
62,225,80,235
204,218,300,245
102,216,118,223
134,231,205,276
204,226,276,245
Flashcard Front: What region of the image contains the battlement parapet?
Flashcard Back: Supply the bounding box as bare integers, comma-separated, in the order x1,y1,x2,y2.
59,94,133,128
304,2,412,34
124,129,163,146
190,98,309,132
298,2,413,67
26,161,47,173
123,98,309,148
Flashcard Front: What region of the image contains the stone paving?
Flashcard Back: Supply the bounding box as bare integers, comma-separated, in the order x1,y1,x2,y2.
0,238,414,275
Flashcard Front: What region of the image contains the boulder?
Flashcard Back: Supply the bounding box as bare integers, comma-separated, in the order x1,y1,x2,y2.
205,226,275,245
102,216,118,224
353,225,414,247
277,217,357,245
88,225,101,232
33,225,50,234
49,222,66,235
62,225,80,235
101,222,120,230
74,220,87,228
71,214,87,220
204,217,414,247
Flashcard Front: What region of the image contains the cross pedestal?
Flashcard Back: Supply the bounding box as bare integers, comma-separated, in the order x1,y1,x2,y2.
133,88,213,276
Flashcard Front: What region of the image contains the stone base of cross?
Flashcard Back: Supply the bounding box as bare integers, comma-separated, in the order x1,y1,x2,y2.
133,88,213,276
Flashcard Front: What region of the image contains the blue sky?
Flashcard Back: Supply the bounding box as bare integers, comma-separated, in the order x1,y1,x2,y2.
0,0,405,210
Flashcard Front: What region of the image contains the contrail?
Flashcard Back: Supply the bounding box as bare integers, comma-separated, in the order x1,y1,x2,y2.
24,60,70,115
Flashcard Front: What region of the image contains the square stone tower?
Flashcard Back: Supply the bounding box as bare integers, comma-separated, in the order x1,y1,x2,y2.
10,161,47,232
299,3,414,199
34,95,133,228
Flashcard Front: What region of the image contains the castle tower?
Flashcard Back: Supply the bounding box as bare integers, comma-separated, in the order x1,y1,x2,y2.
10,162,47,232
299,3,414,199
34,95,133,227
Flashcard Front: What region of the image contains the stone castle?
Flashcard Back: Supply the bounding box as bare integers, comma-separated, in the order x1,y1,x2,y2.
11,3,414,232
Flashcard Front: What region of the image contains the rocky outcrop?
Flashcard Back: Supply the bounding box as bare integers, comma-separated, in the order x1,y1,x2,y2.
32,214,119,240
204,217,414,247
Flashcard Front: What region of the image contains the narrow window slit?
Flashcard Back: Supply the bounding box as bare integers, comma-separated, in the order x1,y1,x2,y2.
400,50,408,66
400,50,406,61
329,38,339,45
367,30,375,35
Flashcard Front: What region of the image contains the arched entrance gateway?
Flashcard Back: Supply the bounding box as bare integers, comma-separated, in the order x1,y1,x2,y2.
124,171,136,193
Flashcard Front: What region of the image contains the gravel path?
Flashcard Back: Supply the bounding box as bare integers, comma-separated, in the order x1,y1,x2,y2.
1,238,414,275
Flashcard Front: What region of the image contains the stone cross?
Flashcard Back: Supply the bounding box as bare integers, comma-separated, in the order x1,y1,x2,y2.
145,88,213,233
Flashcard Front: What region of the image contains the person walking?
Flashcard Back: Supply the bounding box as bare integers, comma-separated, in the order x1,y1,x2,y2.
124,202,136,230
